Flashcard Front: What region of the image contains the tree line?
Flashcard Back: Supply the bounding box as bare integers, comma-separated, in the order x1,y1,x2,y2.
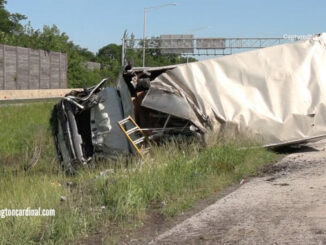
0,0,195,88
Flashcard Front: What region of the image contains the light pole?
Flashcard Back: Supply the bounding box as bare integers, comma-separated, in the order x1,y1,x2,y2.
143,3,176,67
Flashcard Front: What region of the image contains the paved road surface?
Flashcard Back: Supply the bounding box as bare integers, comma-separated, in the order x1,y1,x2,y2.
150,142,326,245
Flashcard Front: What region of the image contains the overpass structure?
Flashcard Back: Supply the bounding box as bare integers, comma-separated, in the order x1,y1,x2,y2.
121,35,294,65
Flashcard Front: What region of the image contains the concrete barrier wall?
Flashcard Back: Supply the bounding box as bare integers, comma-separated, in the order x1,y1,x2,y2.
0,89,81,101
0,44,67,90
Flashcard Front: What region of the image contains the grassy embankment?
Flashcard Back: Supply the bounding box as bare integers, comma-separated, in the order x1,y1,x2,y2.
0,103,277,244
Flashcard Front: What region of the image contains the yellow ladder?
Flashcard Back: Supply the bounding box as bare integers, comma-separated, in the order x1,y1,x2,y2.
118,115,150,158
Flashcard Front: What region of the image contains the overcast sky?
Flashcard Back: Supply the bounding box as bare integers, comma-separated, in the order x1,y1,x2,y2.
6,0,326,53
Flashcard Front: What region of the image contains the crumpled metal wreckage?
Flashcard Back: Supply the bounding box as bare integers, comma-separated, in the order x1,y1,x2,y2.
51,33,326,171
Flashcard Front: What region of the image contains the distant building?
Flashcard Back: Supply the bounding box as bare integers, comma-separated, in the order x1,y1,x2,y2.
84,61,101,71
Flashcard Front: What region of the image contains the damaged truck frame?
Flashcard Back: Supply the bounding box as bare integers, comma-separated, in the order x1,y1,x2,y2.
51,33,326,172
51,64,199,171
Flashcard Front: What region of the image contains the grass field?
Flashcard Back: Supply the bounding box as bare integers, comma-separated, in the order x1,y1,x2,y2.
0,103,278,244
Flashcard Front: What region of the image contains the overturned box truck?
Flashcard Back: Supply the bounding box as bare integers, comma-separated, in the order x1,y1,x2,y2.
51,33,326,171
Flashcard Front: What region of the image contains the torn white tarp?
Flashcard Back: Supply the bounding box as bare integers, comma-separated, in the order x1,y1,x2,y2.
142,33,326,146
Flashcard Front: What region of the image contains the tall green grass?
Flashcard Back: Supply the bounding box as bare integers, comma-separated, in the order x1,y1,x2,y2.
0,103,277,244
0,103,55,170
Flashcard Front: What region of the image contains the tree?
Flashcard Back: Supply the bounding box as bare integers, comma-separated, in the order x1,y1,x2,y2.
0,1,196,88
0,0,26,34
97,43,121,62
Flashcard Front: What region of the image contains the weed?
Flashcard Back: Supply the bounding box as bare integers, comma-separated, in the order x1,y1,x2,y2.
0,103,277,244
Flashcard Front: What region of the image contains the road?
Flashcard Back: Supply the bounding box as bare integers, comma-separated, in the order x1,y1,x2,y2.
149,142,326,245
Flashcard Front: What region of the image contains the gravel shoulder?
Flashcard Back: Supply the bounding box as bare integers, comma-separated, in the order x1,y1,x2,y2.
149,142,326,245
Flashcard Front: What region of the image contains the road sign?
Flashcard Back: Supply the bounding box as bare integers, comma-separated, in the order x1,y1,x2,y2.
160,34,194,54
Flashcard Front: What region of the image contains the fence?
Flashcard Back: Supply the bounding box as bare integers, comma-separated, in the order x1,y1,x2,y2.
0,44,67,90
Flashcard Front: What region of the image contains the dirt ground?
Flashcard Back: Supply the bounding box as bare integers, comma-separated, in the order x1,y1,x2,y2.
148,141,326,245
78,181,240,245
80,141,326,245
